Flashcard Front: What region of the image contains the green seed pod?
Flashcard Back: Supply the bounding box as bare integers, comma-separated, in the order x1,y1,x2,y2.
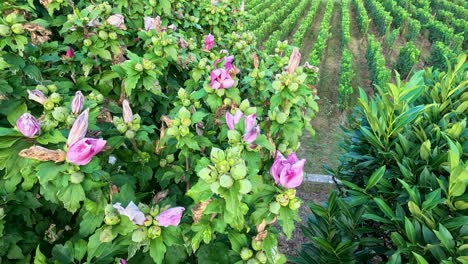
108,32,118,40
98,30,108,40
159,159,167,167
240,248,253,261
166,154,175,163
83,39,92,47
251,240,263,251
276,113,287,124
223,98,232,105
44,100,55,111
181,117,191,126
289,198,301,210
172,118,181,126
11,23,24,34
134,63,144,72
147,226,161,239
179,126,190,136
70,172,85,184
276,194,289,207
5,13,17,24
210,147,225,163
143,59,154,70
239,179,252,194
104,214,121,226
198,168,215,183
178,107,191,119
0,25,12,37
219,174,234,188
47,84,58,93
256,251,267,264
285,189,296,199
49,93,61,103
230,163,247,180
216,160,230,174
247,258,259,264
269,201,281,214
166,127,179,137
182,99,191,107
52,107,68,122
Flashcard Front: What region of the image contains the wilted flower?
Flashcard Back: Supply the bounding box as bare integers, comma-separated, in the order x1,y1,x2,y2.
210,69,235,89
67,108,89,146
65,47,74,58
28,89,48,105
156,207,185,227
226,109,243,130
270,151,305,188
243,114,260,144
87,17,101,27
71,91,84,114
67,138,106,165
113,201,146,225
122,99,133,124
106,14,126,30
204,34,214,51
144,17,156,31
168,24,177,31
287,47,301,74
16,113,40,137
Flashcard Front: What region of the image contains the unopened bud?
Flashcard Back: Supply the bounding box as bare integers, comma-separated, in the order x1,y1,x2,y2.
71,91,84,114
67,108,89,146
276,194,289,207
122,99,133,124
219,174,233,188
240,248,253,261
147,226,161,239
28,89,48,105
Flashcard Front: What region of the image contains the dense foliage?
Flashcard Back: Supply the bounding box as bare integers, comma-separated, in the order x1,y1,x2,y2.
366,34,390,89
0,0,319,263
292,0,320,48
338,49,354,111
396,41,420,79
294,55,468,264
365,0,393,36
353,0,369,35
308,0,334,66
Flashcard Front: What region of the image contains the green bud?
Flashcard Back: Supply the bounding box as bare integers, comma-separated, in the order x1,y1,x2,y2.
139,203,150,214
210,147,225,163
178,107,191,119
172,118,181,126
276,113,287,124
0,25,12,37
252,240,263,251
272,80,282,91
108,32,118,40
143,59,154,70
150,206,159,217
239,179,252,194
269,201,280,214
227,130,241,144
219,174,234,188
210,181,220,194
230,163,247,180
167,127,179,137
134,63,144,72
216,160,230,174
182,99,191,107
177,88,187,98
247,259,259,264
144,216,153,226
11,23,24,34
52,107,68,122
98,30,108,40
159,159,167,167
70,172,85,184
44,100,55,111
132,229,147,242
104,214,121,226
5,13,17,24
289,82,299,92
36,85,48,93
285,189,296,199
166,154,175,163
239,99,250,112
83,39,92,47
149,0,157,6
125,130,135,139
179,126,190,136
223,98,232,105
240,248,253,261
47,84,57,93
49,92,61,103
276,194,289,207
116,123,128,133
181,117,191,126
278,143,287,153
95,94,104,103
289,198,301,210
256,251,267,264
147,226,161,239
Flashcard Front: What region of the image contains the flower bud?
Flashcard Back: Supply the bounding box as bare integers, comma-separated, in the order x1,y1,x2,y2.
289,198,301,210
70,172,85,184
276,194,289,207
239,179,252,194
16,113,40,137
83,39,92,46
285,189,296,199
178,107,191,119
216,160,230,174
179,126,190,136
98,30,108,40
269,202,281,214
67,108,89,146
256,251,267,264
230,163,247,180
28,89,48,105
142,59,154,70
210,147,225,163
240,248,253,261
134,63,144,72
104,214,121,225
166,154,175,163
52,107,68,122
132,229,147,242
288,82,299,92
66,47,74,58
172,118,181,126
150,207,159,217
219,174,234,188
11,23,24,34
108,32,118,40
166,127,179,137
198,168,215,183
252,240,263,251
125,130,135,139
181,117,191,127
49,92,61,103
71,91,84,114
147,225,161,239
159,159,167,167
47,84,58,93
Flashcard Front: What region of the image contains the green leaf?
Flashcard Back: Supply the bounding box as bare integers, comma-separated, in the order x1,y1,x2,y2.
434,224,455,250
34,246,47,264
51,243,74,264
365,165,386,191
150,236,166,264
187,181,213,203
404,217,416,244
57,183,86,213
80,211,103,237
191,111,209,123
74,239,87,261
373,198,396,220
228,233,248,252
7,244,24,259
255,134,275,151
36,162,66,184
36,130,67,144
160,0,171,16
7,103,27,126
278,206,297,239
412,252,429,264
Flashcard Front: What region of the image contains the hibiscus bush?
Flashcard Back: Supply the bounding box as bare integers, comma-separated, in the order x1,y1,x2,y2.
0,0,319,263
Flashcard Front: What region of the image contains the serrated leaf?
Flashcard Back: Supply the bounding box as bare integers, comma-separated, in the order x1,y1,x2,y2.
57,183,86,213
150,236,166,264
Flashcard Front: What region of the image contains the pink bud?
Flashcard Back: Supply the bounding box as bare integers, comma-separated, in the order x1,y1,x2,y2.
27,89,48,105
113,201,146,225
210,69,235,90
270,151,305,189
67,108,89,147
156,207,185,227
120,259,127,264
287,47,301,74
204,34,215,51
106,14,126,30
66,47,74,58
16,113,40,138
225,109,243,130
243,114,260,144
122,99,133,124
67,138,106,165
71,91,84,114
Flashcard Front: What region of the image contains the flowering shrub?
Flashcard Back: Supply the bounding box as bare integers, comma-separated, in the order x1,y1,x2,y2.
0,0,318,263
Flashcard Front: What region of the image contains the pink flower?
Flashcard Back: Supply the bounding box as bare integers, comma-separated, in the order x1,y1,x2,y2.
106,14,126,30
214,56,235,72
113,201,146,225
287,47,301,74
87,18,101,27
16,113,40,137
144,17,156,31
210,69,235,89
204,34,214,51
120,259,127,264
67,138,106,165
122,99,133,124
71,91,84,114
66,47,74,58
226,109,243,130
67,108,89,147
156,207,185,227
270,151,306,189
243,114,260,144
27,89,48,105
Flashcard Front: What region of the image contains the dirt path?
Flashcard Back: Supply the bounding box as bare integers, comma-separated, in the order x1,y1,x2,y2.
349,1,373,99
299,0,345,175
299,0,326,62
